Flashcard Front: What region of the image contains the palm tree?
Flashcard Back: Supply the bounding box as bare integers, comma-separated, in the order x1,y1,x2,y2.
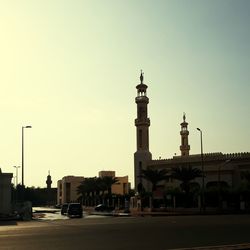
77,177,100,205
141,168,169,192
171,165,202,195
96,177,106,196
77,181,87,197
100,176,119,196
140,168,169,209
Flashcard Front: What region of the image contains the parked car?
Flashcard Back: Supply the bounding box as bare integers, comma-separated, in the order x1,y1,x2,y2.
61,203,69,215
94,204,114,212
67,203,83,218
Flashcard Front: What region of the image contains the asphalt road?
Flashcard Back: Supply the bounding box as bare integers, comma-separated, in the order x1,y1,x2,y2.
1,214,250,250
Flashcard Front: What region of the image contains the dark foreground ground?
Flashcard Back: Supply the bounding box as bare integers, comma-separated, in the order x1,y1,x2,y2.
1,214,250,250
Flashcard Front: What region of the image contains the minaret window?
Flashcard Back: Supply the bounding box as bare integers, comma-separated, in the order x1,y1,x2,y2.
138,107,143,119
139,129,142,148
147,130,149,148
138,90,147,97
139,161,142,184
138,107,146,119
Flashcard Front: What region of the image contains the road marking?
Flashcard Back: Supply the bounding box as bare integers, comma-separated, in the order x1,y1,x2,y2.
0,234,31,238
168,243,250,250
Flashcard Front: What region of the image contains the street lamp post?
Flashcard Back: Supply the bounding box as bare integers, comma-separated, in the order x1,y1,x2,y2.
21,126,32,187
13,166,21,186
197,128,205,212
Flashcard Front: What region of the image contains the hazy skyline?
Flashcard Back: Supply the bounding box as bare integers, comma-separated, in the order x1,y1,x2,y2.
1,0,249,188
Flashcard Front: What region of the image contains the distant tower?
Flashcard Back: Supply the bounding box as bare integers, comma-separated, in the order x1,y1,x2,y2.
134,71,152,192
180,113,190,156
46,170,52,189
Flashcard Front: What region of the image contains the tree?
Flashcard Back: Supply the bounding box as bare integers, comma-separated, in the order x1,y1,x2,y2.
77,180,87,197
77,177,103,206
242,171,250,184
240,171,250,193
12,184,56,206
171,165,202,195
141,168,169,192
101,176,119,196
78,176,119,198
140,168,169,209
77,177,99,197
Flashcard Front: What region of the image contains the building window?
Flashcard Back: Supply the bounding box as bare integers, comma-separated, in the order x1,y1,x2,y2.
66,182,71,203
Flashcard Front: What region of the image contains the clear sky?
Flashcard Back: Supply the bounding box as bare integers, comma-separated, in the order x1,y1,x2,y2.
0,0,249,188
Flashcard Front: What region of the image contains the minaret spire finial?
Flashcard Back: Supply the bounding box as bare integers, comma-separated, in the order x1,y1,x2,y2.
140,70,144,84
183,112,186,122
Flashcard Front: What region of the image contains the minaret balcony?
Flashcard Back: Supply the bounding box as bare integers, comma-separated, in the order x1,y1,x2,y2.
180,145,190,150
135,118,150,126
180,131,189,135
135,96,149,104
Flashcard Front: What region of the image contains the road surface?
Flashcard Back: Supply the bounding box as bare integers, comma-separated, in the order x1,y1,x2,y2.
0,214,250,250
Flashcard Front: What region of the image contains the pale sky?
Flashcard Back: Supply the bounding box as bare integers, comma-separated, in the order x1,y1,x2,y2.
0,0,249,188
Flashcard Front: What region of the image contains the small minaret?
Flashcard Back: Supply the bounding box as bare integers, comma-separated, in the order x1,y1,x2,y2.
180,113,190,156
134,71,152,192
46,170,52,189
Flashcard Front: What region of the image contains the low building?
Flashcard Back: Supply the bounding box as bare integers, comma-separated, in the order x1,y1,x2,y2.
57,172,131,205
0,169,13,216
148,152,250,191
99,171,115,178
99,171,130,195
112,176,130,195
57,176,84,205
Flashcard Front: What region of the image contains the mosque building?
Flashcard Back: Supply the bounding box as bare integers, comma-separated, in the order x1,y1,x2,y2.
134,72,250,193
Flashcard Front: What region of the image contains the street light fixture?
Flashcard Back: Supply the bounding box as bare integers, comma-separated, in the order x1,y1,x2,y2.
197,127,205,212
22,125,32,187
13,166,21,187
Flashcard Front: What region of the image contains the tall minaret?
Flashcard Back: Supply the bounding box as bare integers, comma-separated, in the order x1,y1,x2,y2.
180,113,190,156
134,71,152,192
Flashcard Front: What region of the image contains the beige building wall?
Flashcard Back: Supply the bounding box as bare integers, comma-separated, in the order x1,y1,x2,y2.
149,153,250,191
57,176,84,204
57,180,62,205
112,176,129,195
98,171,130,195
99,171,115,178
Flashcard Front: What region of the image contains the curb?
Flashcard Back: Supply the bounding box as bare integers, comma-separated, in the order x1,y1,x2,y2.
168,243,250,250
